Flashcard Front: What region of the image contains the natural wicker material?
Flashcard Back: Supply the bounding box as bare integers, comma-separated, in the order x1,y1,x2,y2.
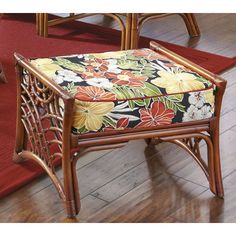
14,42,226,218
36,13,200,50
128,13,200,49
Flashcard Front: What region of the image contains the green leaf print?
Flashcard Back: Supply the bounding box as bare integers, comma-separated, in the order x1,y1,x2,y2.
111,87,126,99
128,100,135,110
103,116,116,128
78,126,88,134
54,58,85,73
121,87,135,99
140,82,162,96
139,58,147,66
124,54,140,61
63,82,77,96
158,95,185,113
112,86,135,100
133,99,145,106
139,68,156,78
195,76,212,86
117,59,140,70
113,87,136,110
144,98,151,108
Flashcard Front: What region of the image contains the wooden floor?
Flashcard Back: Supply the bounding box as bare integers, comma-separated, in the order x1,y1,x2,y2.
0,13,235,223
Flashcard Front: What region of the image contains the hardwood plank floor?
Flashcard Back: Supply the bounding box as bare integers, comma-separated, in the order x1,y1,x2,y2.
0,13,235,223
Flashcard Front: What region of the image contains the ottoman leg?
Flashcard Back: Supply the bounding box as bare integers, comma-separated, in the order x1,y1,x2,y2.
159,133,223,198
71,158,81,215
13,122,27,163
13,65,28,163
145,138,153,146
145,138,162,147
62,152,81,218
211,123,224,198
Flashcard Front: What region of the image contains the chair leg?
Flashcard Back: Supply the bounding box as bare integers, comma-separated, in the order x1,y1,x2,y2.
130,13,139,49
37,13,48,37
36,13,40,35
43,13,48,37
179,13,200,37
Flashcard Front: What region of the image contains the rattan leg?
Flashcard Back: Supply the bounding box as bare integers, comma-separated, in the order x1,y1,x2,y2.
211,122,224,197
13,127,27,164
38,13,48,37
145,138,162,147
130,13,139,49
71,157,81,215
158,132,223,197
145,138,152,146
63,156,81,217
13,65,27,163
179,13,200,37
36,13,40,35
62,155,80,218
125,14,132,50
43,13,48,37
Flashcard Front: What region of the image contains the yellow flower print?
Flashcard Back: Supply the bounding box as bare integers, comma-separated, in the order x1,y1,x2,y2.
203,89,215,106
73,101,114,131
31,58,62,77
91,51,125,59
151,70,205,94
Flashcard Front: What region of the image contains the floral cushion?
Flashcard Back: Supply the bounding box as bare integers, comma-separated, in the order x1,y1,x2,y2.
31,48,215,136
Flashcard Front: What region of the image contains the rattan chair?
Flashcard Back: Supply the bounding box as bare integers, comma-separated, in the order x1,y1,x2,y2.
36,13,200,50
14,41,226,218
128,13,200,49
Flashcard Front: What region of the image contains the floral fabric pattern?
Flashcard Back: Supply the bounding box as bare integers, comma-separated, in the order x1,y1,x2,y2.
31,48,215,136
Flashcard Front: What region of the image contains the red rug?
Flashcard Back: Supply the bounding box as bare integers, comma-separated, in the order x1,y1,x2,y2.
0,14,235,198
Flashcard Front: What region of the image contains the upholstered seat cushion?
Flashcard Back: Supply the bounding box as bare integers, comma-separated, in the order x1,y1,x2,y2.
31,48,215,136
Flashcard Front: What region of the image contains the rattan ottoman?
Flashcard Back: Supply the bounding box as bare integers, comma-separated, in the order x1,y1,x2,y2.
14,41,227,218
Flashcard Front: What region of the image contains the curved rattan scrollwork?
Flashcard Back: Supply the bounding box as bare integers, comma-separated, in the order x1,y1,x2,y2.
159,133,216,193
20,69,64,170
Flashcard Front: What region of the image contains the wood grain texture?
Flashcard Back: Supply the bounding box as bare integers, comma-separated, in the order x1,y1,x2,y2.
169,170,236,223
86,173,206,222
0,13,235,222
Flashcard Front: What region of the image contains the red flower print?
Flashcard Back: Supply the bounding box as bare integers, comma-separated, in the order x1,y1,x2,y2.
75,86,116,101
103,117,129,132
132,49,168,61
135,101,174,128
105,70,147,87
84,58,109,71
80,67,105,79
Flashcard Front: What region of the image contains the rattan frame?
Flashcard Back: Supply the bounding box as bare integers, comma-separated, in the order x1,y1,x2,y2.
14,41,226,218
36,13,200,50
128,13,200,49
36,13,128,50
